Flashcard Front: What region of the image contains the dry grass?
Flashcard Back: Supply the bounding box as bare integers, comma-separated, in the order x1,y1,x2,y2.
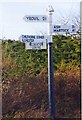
2,66,81,119
54,66,80,118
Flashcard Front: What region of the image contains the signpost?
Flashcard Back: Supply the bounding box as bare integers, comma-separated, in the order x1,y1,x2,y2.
53,25,76,34
23,15,48,22
22,6,77,118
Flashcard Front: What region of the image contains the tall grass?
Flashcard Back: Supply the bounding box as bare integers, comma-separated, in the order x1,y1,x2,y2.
2,65,80,118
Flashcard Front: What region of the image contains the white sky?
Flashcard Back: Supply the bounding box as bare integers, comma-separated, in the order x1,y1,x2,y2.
0,0,81,40
0,0,81,2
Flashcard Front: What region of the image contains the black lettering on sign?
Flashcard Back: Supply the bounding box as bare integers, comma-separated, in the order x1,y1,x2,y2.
54,29,57,32
72,25,75,28
66,29,69,32
26,17,29,20
31,17,34,20
29,17,32,20
26,17,40,21
36,17,39,20
72,29,75,32
54,29,69,32
29,42,32,46
54,25,61,28
42,17,46,21
37,36,44,39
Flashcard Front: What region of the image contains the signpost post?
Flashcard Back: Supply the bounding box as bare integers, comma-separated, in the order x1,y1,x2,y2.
47,6,55,118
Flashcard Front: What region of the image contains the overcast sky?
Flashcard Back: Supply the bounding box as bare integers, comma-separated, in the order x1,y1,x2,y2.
0,0,81,40
0,0,81,2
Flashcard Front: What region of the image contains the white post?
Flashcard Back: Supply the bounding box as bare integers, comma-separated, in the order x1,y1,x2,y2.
48,6,53,42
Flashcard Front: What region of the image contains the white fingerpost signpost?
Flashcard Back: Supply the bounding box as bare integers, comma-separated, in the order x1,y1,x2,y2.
21,5,77,118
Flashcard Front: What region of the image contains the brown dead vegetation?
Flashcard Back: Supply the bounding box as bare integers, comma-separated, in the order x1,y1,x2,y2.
2,67,81,119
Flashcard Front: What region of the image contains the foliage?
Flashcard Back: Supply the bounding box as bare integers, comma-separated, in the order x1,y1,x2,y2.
2,40,48,80
2,35,81,85
2,35,81,118
2,35,81,78
53,35,80,70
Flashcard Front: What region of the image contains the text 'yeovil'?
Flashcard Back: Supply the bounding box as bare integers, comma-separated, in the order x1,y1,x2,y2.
23,15,48,22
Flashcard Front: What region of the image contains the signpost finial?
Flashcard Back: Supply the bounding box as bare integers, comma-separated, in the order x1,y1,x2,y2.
47,5,54,13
